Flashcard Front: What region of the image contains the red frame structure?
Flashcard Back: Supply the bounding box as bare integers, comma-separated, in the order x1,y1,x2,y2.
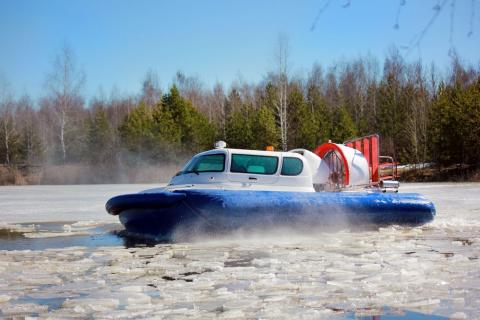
344,134,380,183
344,134,398,183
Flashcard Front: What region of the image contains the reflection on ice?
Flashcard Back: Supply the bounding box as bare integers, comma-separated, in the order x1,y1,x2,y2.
0,183,479,318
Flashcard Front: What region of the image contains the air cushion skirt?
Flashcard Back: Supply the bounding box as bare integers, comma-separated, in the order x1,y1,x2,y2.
106,189,436,240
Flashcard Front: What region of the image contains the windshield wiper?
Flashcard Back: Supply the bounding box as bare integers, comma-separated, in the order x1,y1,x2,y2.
184,170,200,175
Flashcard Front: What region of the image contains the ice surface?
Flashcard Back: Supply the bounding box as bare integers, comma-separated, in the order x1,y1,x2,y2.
0,184,158,223
0,183,479,318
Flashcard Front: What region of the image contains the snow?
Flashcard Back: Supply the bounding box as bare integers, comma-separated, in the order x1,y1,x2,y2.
0,183,479,318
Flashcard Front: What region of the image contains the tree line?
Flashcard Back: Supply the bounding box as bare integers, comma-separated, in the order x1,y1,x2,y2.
0,46,479,183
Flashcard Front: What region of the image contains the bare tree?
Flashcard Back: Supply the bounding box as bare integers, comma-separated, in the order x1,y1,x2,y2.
231,74,256,108
364,55,380,122
0,78,15,165
307,63,324,113
174,71,205,110
324,67,340,110
140,70,161,107
45,44,85,163
273,34,290,151
415,64,430,165
211,82,226,136
448,51,477,87
336,57,376,131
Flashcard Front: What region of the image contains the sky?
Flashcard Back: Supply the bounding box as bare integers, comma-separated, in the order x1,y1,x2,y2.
0,0,479,102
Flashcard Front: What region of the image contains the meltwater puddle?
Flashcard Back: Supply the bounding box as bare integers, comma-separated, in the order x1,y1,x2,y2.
339,308,448,319
0,222,124,250
0,221,173,250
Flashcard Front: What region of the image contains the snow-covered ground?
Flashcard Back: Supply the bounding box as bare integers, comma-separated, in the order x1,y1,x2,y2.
0,184,158,224
0,183,479,319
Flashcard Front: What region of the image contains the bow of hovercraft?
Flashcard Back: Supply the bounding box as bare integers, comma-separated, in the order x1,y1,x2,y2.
106,191,194,239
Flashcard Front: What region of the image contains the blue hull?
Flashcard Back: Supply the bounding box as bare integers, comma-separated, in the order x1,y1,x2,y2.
106,190,435,240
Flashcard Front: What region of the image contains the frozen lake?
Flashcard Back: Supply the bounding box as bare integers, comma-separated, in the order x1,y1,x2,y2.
0,183,479,318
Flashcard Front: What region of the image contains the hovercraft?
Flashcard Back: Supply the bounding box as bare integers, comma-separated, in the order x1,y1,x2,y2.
106,135,435,240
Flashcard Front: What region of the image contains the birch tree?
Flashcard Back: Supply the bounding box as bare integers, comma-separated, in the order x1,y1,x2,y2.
45,45,85,163
140,70,161,107
0,78,16,165
273,35,290,151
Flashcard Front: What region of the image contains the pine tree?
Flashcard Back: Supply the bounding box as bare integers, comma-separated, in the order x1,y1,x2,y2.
16,97,44,164
376,73,409,161
429,78,480,166
161,85,216,153
305,81,332,148
331,106,357,142
286,84,305,149
86,108,114,165
226,104,255,149
252,106,279,150
119,102,155,160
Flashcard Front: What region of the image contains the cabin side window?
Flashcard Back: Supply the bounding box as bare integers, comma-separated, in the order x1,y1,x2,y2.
230,154,278,175
184,154,225,173
281,157,304,176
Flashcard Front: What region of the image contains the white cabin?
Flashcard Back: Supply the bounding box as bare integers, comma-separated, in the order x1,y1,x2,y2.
162,141,371,193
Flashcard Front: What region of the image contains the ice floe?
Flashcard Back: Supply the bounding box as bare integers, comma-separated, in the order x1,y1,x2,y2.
0,183,479,318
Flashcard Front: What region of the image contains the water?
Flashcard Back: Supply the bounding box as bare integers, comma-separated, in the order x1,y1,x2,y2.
0,183,478,319
0,223,124,251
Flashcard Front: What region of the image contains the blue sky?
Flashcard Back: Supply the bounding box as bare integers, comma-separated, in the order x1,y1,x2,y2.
0,0,479,101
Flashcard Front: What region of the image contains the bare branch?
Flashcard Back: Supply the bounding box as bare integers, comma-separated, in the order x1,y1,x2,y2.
310,0,333,31
405,0,448,57
468,0,476,37
342,0,351,8
393,0,406,30
449,0,456,54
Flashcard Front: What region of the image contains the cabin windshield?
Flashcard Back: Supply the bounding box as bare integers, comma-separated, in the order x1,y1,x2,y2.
230,154,278,175
182,153,225,174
